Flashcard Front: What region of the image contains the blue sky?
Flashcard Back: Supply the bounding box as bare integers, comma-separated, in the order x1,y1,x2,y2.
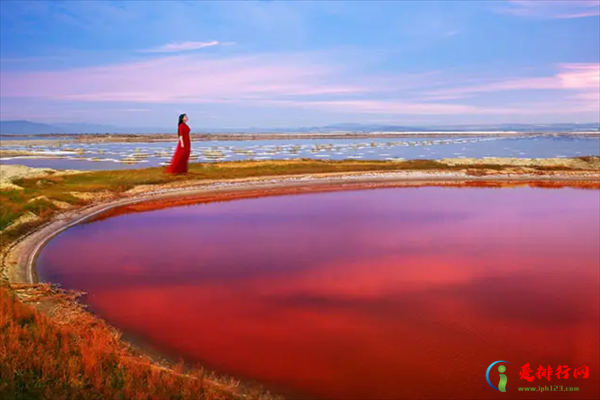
1,0,599,128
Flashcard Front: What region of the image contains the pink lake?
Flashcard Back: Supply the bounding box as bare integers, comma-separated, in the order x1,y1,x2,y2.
37,187,600,399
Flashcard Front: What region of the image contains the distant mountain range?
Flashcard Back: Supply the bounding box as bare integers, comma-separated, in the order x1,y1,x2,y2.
0,121,168,135
1,120,599,135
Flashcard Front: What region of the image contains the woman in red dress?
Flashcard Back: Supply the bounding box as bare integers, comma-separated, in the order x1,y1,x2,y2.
164,113,191,174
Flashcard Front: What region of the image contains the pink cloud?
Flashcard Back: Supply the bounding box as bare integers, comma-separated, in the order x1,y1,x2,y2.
266,99,479,115
1,53,598,119
261,98,596,117
496,0,600,19
424,64,600,97
557,63,600,89
0,53,368,103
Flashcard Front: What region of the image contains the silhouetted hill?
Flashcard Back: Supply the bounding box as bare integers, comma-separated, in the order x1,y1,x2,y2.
0,121,170,134
0,120,63,134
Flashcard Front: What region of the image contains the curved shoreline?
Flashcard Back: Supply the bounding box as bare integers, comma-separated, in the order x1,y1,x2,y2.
3,169,599,286
1,169,599,399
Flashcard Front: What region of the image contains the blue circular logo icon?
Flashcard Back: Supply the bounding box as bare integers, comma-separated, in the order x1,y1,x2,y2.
486,360,511,391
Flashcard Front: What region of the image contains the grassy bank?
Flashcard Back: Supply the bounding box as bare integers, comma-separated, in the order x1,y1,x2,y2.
1,158,464,238
3,157,596,234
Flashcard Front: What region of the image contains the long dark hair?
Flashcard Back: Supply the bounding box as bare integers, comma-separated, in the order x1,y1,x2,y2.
178,113,187,126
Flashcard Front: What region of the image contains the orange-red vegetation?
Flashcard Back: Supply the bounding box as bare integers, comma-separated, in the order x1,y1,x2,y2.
0,285,249,400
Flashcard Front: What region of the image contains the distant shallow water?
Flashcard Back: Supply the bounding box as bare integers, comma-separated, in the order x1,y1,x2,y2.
2,135,599,170
37,187,600,399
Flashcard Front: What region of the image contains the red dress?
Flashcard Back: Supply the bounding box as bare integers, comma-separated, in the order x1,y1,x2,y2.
164,123,191,174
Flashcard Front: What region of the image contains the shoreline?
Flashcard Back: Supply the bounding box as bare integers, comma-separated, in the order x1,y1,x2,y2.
1,166,599,399
3,169,600,285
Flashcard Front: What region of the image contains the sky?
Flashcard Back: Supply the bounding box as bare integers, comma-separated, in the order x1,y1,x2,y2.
0,0,599,129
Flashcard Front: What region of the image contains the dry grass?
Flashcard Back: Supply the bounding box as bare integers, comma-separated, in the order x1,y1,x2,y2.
0,285,274,400
11,159,452,193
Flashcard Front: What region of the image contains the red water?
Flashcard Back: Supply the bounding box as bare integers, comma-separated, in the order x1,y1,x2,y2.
37,187,600,399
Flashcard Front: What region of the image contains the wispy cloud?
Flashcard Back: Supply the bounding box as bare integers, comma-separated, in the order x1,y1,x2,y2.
261,98,597,117
423,64,600,96
260,99,484,115
1,52,598,119
495,0,600,19
139,41,233,53
0,52,365,103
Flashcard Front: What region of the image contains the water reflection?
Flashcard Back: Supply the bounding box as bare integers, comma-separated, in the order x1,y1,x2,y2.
37,187,600,399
